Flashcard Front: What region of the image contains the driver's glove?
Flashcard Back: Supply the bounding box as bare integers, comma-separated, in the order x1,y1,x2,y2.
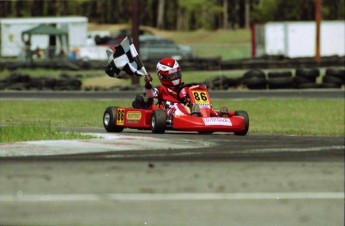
144,74,153,89
144,74,153,83
181,96,191,107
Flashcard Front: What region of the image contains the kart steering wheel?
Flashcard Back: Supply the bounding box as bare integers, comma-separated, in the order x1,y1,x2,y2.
176,83,202,103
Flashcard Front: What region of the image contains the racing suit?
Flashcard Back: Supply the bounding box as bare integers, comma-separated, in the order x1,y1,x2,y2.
145,81,190,121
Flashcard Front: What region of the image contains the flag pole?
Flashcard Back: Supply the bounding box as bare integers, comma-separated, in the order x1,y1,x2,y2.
131,0,140,86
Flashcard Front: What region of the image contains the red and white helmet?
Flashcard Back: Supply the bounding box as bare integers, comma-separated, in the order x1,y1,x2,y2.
156,58,182,87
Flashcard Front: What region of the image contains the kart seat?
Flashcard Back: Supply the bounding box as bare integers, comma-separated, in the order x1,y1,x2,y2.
132,93,154,109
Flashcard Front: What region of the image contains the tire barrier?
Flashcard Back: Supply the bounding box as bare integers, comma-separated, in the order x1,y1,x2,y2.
0,56,344,71
202,68,345,90
321,68,345,89
0,61,81,71
242,70,266,90
0,72,82,91
294,68,320,89
267,71,294,89
1,68,344,91
202,75,242,90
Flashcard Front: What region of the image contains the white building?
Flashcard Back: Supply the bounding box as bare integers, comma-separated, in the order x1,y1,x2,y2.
0,17,88,57
254,21,345,58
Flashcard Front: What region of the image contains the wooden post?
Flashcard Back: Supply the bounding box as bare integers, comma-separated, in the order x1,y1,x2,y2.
245,0,250,29
315,0,322,62
251,23,256,58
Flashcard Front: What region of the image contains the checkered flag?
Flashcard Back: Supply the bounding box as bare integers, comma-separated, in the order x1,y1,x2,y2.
105,36,147,78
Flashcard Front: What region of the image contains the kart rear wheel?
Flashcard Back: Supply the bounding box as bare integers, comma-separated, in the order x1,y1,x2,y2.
151,110,166,133
103,106,124,132
234,111,249,136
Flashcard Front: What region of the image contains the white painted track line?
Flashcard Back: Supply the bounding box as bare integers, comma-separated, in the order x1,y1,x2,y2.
0,192,343,202
0,133,213,157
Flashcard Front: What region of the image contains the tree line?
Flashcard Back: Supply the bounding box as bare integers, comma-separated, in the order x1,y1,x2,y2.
0,0,344,30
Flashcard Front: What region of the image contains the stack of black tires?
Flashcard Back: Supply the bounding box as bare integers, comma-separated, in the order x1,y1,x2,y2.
0,72,82,91
242,68,345,90
242,70,267,89
322,68,345,88
202,75,242,90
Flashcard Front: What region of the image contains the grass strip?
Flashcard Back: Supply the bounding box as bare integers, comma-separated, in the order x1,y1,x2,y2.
0,99,344,140
0,124,95,143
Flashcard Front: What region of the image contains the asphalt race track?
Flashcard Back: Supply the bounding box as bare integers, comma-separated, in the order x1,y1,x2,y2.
0,90,344,226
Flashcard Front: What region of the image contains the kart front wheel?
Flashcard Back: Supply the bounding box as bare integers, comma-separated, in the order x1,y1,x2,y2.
234,111,249,136
151,110,166,134
103,106,124,132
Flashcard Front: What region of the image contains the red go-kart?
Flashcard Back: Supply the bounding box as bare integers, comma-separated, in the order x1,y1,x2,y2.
103,83,249,135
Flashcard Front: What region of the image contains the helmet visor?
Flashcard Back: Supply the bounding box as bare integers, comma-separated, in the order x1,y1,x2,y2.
160,70,181,81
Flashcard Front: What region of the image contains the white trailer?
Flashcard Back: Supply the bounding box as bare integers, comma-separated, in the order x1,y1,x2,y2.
0,17,88,57
254,21,345,58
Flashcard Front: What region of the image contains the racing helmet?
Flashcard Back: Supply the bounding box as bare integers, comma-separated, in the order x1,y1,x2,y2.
156,58,182,87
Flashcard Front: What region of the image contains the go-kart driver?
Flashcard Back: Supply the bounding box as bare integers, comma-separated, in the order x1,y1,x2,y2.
144,57,221,123
144,58,192,122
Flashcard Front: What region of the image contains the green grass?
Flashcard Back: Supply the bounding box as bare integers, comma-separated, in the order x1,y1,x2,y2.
0,124,95,142
0,99,344,141
212,99,344,136
161,28,251,60
189,43,251,60
163,29,251,44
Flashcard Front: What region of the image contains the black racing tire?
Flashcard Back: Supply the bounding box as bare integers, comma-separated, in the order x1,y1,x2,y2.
294,75,317,84
151,109,166,134
295,68,320,78
7,83,27,90
295,82,320,89
325,68,345,83
211,76,236,90
234,111,249,136
267,77,294,89
243,69,265,79
322,76,343,86
44,78,57,90
0,81,5,90
103,106,124,132
242,70,266,89
210,76,223,90
267,71,292,79
226,77,241,88
320,82,341,89
202,79,214,90
242,76,267,90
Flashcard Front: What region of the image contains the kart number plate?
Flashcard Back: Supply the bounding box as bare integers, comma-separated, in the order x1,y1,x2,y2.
116,108,125,125
192,91,210,105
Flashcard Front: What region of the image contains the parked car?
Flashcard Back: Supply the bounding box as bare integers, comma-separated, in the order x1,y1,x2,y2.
139,35,194,61
76,33,194,61
90,28,154,49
